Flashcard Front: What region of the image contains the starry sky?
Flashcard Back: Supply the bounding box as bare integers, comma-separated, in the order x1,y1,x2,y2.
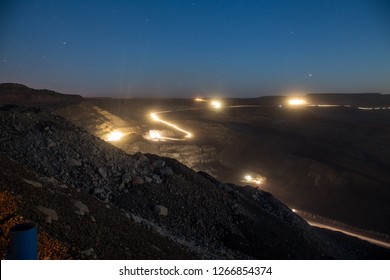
0,0,389,97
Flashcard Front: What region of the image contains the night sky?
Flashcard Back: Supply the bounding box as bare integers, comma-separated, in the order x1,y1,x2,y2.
0,0,389,97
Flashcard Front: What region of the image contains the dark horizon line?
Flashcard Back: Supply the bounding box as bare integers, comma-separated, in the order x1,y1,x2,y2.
0,82,388,98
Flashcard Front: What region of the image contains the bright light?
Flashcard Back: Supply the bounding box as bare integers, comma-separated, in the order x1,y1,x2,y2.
211,100,222,109
150,113,159,121
107,131,123,141
288,98,307,106
292,208,297,213
243,174,266,185
149,130,161,141
195,98,206,102
244,175,253,181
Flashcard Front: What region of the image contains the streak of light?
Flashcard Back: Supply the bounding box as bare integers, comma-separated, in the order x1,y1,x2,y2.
307,104,340,107
195,98,206,102
150,112,192,139
292,209,390,249
107,131,124,141
308,221,390,249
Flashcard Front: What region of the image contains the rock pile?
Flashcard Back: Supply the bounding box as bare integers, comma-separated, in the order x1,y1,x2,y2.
0,109,171,203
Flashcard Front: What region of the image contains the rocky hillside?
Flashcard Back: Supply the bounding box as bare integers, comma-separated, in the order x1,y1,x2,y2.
1,105,389,259
0,154,194,260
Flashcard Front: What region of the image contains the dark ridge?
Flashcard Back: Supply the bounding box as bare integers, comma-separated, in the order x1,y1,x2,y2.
0,83,29,89
307,93,383,96
305,93,390,107
0,83,83,109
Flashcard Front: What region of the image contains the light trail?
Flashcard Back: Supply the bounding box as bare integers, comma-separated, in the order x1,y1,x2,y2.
148,98,223,141
309,220,390,249
293,209,390,249
307,104,341,107
150,111,192,140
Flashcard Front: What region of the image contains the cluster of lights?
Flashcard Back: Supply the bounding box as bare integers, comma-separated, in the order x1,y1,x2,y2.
194,98,223,109
243,174,266,185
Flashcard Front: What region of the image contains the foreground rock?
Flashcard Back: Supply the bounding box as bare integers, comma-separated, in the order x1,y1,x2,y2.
0,155,194,259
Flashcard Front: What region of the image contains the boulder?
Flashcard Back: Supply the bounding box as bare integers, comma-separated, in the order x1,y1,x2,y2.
154,205,168,216
159,166,173,177
73,199,89,216
131,176,144,185
67,158,82,167
121,172,132,184
98,167,108,180
152,159,165,169
37,206,58,222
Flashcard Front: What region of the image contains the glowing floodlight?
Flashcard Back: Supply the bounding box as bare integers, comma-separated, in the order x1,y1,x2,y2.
107,131,123,141
288,98,307,106
211,100,222,109
150,113,159,121
243,174,266,185
195,98,206,102
149,130,162,141
244,175,253,181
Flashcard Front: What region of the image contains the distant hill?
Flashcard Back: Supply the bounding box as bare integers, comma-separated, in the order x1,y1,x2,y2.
0,83,83,108
225,93,390,107
305,93,390,107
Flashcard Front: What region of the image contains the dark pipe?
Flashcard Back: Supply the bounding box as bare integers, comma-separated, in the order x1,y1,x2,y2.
10,222,38,260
